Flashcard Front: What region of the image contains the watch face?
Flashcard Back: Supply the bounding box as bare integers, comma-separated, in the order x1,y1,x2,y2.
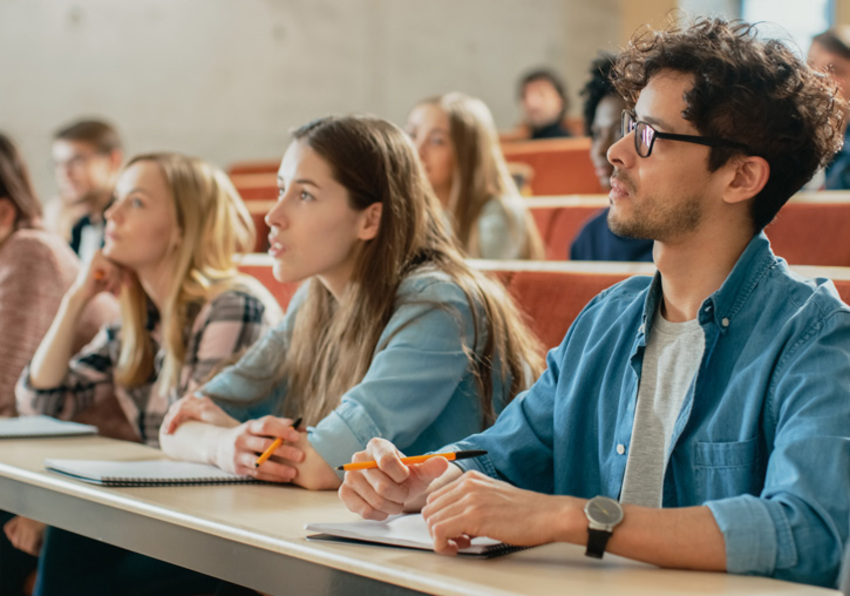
586,496,623,525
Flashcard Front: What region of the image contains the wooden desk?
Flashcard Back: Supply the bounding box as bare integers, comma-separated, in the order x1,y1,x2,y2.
0,435,837,596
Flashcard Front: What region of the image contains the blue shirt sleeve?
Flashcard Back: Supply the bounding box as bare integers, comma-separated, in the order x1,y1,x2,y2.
199,284,308,421
705,308,850,586
308,275,485,470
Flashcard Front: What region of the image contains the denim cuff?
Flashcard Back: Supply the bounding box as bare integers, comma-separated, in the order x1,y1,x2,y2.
309,400,384,480
706,494,784,575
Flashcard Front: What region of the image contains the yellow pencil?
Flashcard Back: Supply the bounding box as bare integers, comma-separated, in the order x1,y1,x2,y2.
336,449,487,471
254,417,302,468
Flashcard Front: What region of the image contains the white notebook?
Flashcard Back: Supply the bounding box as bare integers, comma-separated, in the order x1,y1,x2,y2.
305,513,525,558
44,458,257,487
0,416,97,439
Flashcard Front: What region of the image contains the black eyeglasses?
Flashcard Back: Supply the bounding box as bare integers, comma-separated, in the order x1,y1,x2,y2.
621,110,749,158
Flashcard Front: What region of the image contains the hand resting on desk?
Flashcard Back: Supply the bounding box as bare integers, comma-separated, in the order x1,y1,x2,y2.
160,395,303,483
339,438,578,554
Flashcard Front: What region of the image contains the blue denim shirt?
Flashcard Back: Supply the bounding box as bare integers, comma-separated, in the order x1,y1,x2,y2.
200,269,513,472
452,232,850,588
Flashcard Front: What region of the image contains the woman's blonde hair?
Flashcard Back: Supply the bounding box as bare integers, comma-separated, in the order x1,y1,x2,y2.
416,93,544,259
276,116,544,426
115,153,274,393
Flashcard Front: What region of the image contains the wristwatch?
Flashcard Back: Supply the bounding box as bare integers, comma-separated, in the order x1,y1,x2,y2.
584,495,624,559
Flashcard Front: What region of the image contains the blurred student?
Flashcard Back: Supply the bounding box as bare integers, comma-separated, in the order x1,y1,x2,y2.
519,68,572,139
405,93,544,259
159,115,543,494
0,132,118,596
808,27,850,189
16,153,281,596
48,119,123,261
570,55,654,261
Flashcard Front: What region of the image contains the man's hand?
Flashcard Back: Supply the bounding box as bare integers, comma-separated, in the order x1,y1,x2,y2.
339,438,459,519
421,470,581,555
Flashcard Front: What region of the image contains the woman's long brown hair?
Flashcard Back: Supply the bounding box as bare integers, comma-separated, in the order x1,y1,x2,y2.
277,116,544,427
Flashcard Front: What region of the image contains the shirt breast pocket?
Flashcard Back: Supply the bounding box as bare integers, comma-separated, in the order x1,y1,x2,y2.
693,436,765,502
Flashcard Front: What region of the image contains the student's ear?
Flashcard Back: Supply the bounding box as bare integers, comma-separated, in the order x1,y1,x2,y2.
357,203,383,241
108,149,124,172
0,198,16,229
723,155,770,206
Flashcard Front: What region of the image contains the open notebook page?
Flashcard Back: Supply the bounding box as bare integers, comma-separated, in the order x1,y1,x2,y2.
305,513,524,557
0,416,97,439
44,458,256,487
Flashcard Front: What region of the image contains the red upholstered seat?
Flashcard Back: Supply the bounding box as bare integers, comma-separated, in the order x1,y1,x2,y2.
505,269,638,349
766,200,850,266
501,137,603,196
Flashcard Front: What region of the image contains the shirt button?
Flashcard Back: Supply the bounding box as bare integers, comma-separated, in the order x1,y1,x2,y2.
638,324,646,334
721,317,730,327
616,444,626,455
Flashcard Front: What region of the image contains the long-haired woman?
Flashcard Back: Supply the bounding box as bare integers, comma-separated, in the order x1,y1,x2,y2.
159,115,544,494
19,153,281,596
405,92,544,259
0,131,119,596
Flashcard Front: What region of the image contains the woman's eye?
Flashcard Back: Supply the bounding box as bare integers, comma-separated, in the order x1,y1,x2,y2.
300,190,314,201
131,197,144,208
277,187,285,199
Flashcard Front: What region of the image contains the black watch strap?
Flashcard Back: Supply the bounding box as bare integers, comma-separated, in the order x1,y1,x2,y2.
585,527,612,559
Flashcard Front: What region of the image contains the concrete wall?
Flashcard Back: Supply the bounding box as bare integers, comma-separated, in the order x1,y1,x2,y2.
0,0,620,201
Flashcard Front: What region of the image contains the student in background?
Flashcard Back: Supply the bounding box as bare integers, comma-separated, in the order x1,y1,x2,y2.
405,93,544,259
808,27,850,189
159,115,543,493
570,54,654,261
518,68,572,139
339,19,850,589
17,153,281,596
0,132,119,596
48,119,124,261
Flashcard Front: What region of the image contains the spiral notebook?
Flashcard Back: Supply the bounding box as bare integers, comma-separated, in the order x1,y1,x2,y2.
305,513,525,558
44,458,257,487
0,416,97,439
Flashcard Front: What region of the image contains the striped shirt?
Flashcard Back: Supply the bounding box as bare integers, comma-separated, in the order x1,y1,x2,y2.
16,289,278,446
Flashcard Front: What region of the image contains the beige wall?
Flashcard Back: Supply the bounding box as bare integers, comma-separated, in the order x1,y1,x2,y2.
0,0,620,202
838,0,850,27
619,0,676,45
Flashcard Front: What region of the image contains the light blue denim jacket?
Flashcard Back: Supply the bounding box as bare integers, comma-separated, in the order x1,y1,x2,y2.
452,233,850,588
201,269,512,472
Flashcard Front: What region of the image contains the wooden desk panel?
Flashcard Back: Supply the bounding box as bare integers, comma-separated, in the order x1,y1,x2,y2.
0,435,838,596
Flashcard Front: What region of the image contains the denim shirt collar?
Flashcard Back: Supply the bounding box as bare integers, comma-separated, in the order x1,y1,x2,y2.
639,231,776,338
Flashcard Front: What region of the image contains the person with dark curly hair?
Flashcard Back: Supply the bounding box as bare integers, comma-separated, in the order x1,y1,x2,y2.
338,18,850,589
569,54,654,261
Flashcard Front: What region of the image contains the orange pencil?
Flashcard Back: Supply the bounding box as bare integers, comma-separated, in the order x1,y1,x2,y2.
254,417,302,468
336,449,487,471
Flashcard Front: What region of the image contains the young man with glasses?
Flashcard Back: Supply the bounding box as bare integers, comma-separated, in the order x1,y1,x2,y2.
49,119,123,262
338,18,850,588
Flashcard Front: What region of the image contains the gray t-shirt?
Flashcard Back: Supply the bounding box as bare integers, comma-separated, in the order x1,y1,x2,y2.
620,307,706,507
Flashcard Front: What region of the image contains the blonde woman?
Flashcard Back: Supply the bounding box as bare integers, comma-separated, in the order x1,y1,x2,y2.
158,115,544,497
17,153,281,596
405,92,544,259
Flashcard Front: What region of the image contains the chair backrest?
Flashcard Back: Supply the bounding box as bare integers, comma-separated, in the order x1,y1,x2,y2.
238,255,850,352
526,196,608,260
501,137,602,196
766,196,850,266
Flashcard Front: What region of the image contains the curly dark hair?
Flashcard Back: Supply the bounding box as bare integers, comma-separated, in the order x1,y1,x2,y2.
612,18,846,231
580,53,618,136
